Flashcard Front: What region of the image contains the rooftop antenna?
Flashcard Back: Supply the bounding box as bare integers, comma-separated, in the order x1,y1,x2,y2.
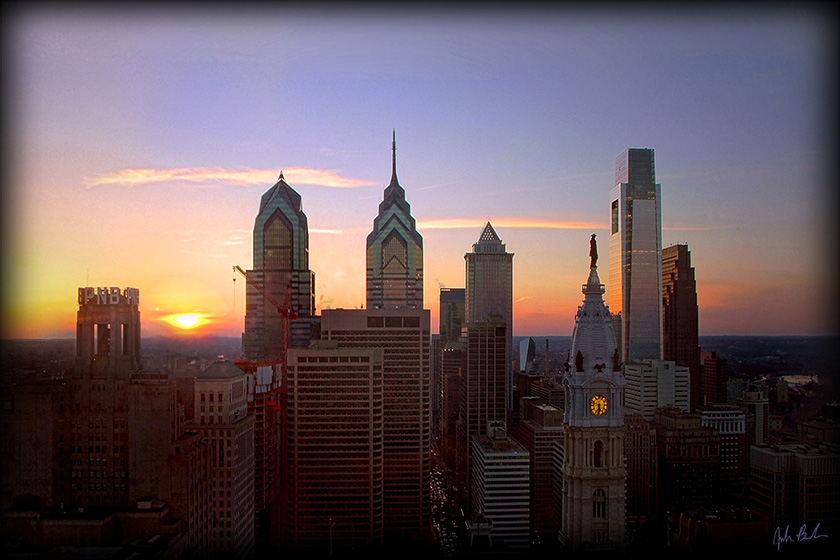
389,129,399,186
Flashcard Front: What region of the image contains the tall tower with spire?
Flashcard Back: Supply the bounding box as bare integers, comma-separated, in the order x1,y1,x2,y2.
366,132,424,310
243,171,316,360
559,234,626,551
465,222,514,409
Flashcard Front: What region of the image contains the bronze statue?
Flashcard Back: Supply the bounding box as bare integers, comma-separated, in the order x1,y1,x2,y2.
589,233,598,268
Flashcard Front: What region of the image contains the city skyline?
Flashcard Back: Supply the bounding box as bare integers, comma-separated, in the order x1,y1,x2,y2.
3,5,836,340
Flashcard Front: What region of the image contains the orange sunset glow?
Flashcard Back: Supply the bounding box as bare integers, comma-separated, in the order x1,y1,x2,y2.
2,7,836,342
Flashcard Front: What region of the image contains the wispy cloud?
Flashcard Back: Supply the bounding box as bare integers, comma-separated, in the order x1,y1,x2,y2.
311,228,344,235
416,218,726,232
417,218,606,230
84,167,373,189
416,180,463,191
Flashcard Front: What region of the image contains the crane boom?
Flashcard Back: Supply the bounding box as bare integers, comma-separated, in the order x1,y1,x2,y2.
232,265,297,319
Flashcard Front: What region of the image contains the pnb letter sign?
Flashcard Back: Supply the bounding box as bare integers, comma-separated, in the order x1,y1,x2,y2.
78,287,140,306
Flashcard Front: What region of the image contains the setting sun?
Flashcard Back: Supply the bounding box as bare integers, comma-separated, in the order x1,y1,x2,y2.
167,313,203,330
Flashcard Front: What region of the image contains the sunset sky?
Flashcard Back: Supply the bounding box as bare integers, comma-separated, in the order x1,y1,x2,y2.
2,4,836,340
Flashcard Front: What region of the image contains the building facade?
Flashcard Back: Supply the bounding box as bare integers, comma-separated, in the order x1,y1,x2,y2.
366,133,423,310
653,408,721,517
511,400,564,544
609,148,662,364
662,244,700,412
434,287,465,459
624,360,691,421
750,443,840,537
470,424,531,551
281,344,385,553
234,360,281,555
624,414,657,543
701,350,728,406
320,308,431,545
697,404,747,504
194,360,256,559
456,318,508,509
739,384,770,446
242,172,316,360
439,287,466,345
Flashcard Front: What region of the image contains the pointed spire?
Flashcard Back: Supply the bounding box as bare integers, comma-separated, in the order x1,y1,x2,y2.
389,129,399,187
278,170,285,182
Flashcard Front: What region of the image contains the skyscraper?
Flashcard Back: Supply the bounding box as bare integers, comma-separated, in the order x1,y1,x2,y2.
366,132,423,310
465,222,514,408
71,286,141,508
435,287,464,466
242,172,316,360
559,237,626,551
281,343,385,553
459,318,508,466
609,148,662,364
320,308,431,546
439,287,465,345
662,243,700,411
455,316,509,510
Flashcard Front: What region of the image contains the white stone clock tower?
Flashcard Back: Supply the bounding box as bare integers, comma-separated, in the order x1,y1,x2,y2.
559,234,626,551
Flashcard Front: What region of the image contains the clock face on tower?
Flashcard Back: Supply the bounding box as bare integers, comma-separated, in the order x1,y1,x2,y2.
590,395,608,416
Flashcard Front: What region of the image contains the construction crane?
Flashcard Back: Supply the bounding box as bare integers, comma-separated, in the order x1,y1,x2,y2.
233,265,297,435
233,265,297,321
233,264,297,374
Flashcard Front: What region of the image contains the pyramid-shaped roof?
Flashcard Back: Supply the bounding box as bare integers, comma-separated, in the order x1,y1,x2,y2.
472,221,506,253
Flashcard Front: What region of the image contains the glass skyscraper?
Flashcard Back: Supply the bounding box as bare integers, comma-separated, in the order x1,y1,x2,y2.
242,172,315,360
609,148,662,364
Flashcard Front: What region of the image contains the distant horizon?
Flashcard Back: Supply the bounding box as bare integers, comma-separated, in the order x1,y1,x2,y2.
5,332,838,342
